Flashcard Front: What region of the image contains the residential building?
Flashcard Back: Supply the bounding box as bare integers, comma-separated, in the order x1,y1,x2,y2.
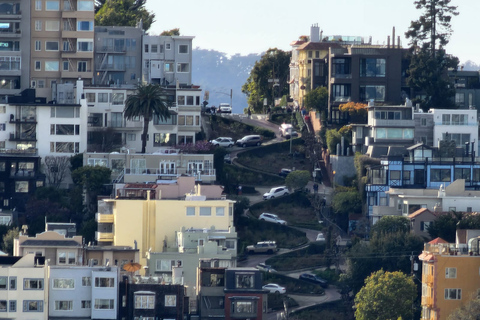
45,221,77,237
408,208,441,239
84,245,139,277
30,0,95,101
118,278,187,320
84,149,216,184
13,231,83,266
48,265,119,319
0,254,48,319
430,108,479,151
448,69,480,109
419,236,480,320
94,25,143,86
0,0,29,102
95,176,234,270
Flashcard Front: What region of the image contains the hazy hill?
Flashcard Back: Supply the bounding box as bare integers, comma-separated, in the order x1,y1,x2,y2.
192,48,261,114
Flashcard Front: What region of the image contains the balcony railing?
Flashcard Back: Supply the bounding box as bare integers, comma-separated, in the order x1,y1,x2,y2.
95,231,113,242
421,296,433,307
125,168,178,176
95,213,114,223
0,148,37,155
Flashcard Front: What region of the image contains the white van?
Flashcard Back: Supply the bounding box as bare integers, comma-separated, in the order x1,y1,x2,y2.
219,103,232,113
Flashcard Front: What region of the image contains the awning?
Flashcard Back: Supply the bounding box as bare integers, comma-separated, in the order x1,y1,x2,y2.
169,110,178,115
418,252,434,262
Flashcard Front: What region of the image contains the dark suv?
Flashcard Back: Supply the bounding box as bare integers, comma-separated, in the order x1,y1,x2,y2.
299,273,328,288
236,135,262,147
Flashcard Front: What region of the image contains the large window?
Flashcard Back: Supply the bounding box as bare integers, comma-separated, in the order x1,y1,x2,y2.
135,294,155,309
78,1,94,11
374,111,401,120
360,58,386,77
360,85,385,102
51,124,79,135
45,1,59,10
232,300,255,314
153,133,175,146
0,277,6,289
82,277,91,286
332,84,350,102
77,40,93,52
53,278,74,289
164,63,174,72
199,207,211,216
177,63,189,72
77,21,93,31
235,274,254,289
45,61,59,71
165,295,176,307
444,288,461,300
154,114,176,125
95,277,115,287
430,169,451,182
23,300,43,312
442,133,470,146
24,279,43,290
54,300,73,310
94,299,114,310
179,45,188,54
445,267,457,279
45,21,59,31
454,168,471,182
51,142,79,153
332,58,351,77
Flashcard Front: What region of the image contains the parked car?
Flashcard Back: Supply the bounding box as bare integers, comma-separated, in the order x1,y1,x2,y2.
279,168,293,177
223,154,232,164
316,232,326,242
299,273,328,288
218,103,232,113
263,186,289,200
262,283,286,294
258,213,287,225
285,130,298,139
210,137,234,147
236,135,262,147
256,263,277,273
246,241,278,254
279,123,293,137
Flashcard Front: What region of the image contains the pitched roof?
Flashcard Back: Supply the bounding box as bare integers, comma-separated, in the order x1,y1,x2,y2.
296,42,343,51
408,208,431,219
429,237,448,244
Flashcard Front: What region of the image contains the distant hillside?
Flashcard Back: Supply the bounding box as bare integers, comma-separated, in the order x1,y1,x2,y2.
463,60,480,71
192,48,261,114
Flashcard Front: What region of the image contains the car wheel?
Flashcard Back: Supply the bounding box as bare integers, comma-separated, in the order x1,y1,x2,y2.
242,143,247,148
228,144,233,147
256,142,261,146
275,290,280,294
249,250,254,254
267,249,273,254
270,196,274,199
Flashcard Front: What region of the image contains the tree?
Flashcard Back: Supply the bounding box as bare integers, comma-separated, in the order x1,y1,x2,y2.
242,48,291,113
370,216,410,235
339,102,367,123
405,0,459,109
2,227,19,255
70,153,83,172
124,83,171,153
427,212,461,242
95,0,155,31
332,189,362,215
44,156,71,188
285,170,310,191
161,28,180,36
448,294,480,320
354,270,417,320
303,87,328,113
71,166,112,215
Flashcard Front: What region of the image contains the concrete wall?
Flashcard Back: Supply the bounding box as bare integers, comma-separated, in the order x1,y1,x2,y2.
330,155,355,186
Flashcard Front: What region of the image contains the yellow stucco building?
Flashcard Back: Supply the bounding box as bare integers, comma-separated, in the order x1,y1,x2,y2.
96,177,235,269
419,236,480,319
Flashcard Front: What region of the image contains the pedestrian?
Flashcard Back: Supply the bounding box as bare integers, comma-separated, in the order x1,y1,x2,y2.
247,108,251,119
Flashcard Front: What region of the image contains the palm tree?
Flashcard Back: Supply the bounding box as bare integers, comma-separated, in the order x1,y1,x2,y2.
124,83,170,153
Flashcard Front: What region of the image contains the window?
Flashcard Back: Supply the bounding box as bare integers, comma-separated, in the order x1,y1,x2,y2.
177,63,189,72
15,181,28,193
200,207,211,216
165,295,176,307
46,1,60,10
35,0,42,10
127,133,136,141
420,221,430,231
390,170,401,180
35,20,42,31
111,93,124,105
144,44,149,53
81,300,91,308
86,92,95,103
151,44,158,52
9,277,16,290
216,207,225,216
53,278,74,289
186,207,195,216
421,118,427,126
430,169,451,182
454,168,471,182
77,40,93,52
332,58,351,77
82,277,91,286
35,40,41,51
45,61,59,71
9,300,15,312
78,61,87,72
46,41,59,51
232,300,255,314
360,58,386,77
23,300,43,312
35,61,41,71
442,114,451,125
360,85,385,102
55,300,73,310
179,44,188,53
236,274,254,289
445,288,461,300
445,267,457,279
51,142,79,153
155,259,177,271
455,93,465,105
332,84,351,102
135,295,155,309
0,277,6,289
225,239,235,249
98,93,108,102
164,63,174,72
166,43,171,50
77,21,93,31
24,279,44,290
94,299,114,310
78,1,94,11
45,21,60,31
95,277,115,287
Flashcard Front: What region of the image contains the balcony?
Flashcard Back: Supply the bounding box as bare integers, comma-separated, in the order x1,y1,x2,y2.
0,148,37,155
421,296,433,307
96,63,125,71
9,115,36,124
62,50,93,59
106,121,143,130
95,231,113,242
61,70,93,79
9,133,36,141
96,46,126,53
370,118,415,127
425,274,434,285
96,213,114,223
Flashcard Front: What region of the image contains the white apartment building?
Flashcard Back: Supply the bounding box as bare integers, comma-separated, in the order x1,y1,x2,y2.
49,266,119,319
430,108,479,151
0,254,48,320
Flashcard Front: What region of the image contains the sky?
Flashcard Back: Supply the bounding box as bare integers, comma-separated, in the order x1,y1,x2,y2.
145,0,479,65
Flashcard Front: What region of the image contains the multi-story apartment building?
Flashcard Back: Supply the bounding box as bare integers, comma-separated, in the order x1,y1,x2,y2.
30,0,95,101
449,69,480,109
95,176,235,269
0,254,48,319
94,25,143,86
84,149,216,184
419,236,480,320
0,0,29,102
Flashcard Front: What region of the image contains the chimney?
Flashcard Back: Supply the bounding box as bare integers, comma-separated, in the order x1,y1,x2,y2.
310,23,320,42
387,36,390,48
397,36,400,48
392,27,395,48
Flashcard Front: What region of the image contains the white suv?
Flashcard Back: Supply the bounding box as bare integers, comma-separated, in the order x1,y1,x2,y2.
219,103,232,113
263,186,289,200
210,137,234,147
259,213,287,225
